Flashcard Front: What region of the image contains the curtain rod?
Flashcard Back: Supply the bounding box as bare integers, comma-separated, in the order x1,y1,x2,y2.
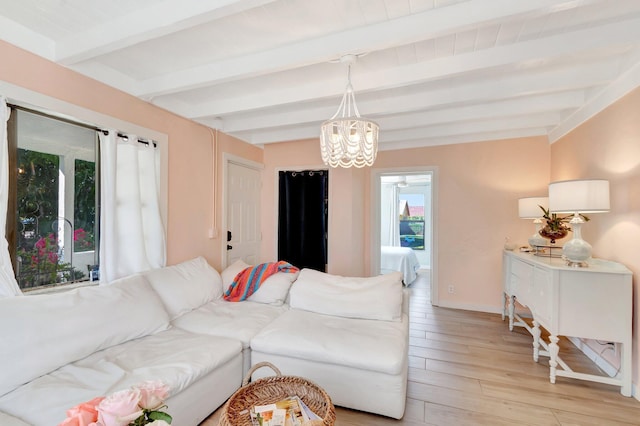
7,102,156,147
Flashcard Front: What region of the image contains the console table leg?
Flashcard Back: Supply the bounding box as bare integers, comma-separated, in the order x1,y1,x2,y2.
621,342,632,397
508,295,515,331
502,292,506,321
549,335,560,384
532,320,541,362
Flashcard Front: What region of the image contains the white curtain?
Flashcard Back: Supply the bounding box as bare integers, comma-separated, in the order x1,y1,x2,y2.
99,131,165,283
380,182,401,247
0,97,22,297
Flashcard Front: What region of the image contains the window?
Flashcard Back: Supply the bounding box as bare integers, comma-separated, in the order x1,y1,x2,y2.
399,193,425,250
8,109,99,291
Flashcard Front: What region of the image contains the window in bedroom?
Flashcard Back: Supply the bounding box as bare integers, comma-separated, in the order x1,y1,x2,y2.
7,109,99,291
399,193,425,251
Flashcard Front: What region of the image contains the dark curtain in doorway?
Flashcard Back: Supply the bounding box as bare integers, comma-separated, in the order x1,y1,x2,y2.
278,170,328,272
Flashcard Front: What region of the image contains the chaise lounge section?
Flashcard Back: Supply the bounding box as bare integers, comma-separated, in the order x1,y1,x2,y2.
250,268,409,419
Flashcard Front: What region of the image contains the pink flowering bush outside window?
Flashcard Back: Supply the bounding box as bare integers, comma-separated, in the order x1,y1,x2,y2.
73,227,95,252
17,232,86,288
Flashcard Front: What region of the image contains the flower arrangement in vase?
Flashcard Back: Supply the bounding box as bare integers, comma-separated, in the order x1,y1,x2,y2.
58,381,172,426
538,206,589,244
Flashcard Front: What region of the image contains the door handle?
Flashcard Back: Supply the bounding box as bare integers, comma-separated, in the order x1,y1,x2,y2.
227,231,232,242
227,245,233,250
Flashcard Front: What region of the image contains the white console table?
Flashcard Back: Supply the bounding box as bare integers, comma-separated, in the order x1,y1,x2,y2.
502,250,632,396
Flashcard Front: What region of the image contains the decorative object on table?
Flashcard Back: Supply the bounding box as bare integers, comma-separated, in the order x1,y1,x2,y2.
538,205,577,244
548,179,610,267
503,237,518,251
58,381,172,426
218,362,335,426
518,196,549,249
319,54,378,168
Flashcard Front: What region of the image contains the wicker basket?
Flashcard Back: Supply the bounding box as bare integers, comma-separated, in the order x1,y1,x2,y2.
218,362,336,426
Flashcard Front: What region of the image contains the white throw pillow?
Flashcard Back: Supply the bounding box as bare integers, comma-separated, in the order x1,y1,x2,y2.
221,260,298,305
248,270,299,305
289,268,403,321
0,275,170,397
221,259,250,287
143,256,223,319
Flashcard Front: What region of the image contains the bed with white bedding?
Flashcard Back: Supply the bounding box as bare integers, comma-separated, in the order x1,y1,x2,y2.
380,246,420,285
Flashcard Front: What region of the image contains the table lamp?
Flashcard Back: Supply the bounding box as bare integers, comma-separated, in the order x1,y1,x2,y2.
548,179,610,267
518,196,549,249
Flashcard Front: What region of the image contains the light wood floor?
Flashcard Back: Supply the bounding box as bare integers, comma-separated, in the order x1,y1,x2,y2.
202,270,640,425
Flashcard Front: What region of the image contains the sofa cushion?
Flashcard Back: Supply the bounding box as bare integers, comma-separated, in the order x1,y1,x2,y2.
0,274,170,397
222,260,298,306
0,412,30,426
144,256,223,319
172,299,287,348
0,328,242,426
289,269,403,321
250,309,408,375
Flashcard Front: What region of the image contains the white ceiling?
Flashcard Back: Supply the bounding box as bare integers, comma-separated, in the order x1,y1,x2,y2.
2,0,640,151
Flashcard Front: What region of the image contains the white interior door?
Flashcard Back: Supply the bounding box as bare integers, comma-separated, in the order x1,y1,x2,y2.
226,161,261,266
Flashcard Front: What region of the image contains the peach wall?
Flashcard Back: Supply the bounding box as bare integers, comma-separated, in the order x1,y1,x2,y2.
0,40,262,270
260,139,366,276
551,87,640,393
260,136,550,307
372,137,551,310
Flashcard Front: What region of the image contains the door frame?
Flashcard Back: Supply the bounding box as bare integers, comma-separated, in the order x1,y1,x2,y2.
221,153,263,269
370,166,439,305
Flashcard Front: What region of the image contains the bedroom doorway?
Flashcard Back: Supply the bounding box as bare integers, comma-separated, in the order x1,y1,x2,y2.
372,168,437,304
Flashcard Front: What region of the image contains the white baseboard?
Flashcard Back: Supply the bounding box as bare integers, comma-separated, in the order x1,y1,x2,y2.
434,300,503,315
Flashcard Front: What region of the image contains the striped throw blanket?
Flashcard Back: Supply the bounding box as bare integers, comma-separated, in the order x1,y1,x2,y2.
223,261,299,302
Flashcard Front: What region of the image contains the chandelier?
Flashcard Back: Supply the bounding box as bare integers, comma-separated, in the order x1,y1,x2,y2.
320,55,379,168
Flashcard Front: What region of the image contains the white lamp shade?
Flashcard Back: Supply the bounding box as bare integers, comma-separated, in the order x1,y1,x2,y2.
518,197,549,219
549,179,610,213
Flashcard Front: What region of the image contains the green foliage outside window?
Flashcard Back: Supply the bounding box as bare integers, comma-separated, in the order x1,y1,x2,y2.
74,159,96,252
16,149,89,289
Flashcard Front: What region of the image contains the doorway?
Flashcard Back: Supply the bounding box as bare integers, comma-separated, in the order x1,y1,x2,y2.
277,169,328,271
372,168,437,304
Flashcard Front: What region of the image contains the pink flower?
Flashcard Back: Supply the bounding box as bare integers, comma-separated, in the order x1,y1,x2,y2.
96,388,143,426
57,396,104,426
35,237,46,249
48,251,59,264
136,380,169,410
74,228,86,241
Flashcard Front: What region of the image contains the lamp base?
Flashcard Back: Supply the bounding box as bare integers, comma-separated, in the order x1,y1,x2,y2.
562,215,591,267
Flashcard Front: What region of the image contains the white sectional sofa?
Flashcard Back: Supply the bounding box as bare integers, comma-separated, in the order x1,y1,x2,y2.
0,257,409,425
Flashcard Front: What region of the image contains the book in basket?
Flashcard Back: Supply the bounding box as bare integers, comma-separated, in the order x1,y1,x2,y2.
250,396,320,426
